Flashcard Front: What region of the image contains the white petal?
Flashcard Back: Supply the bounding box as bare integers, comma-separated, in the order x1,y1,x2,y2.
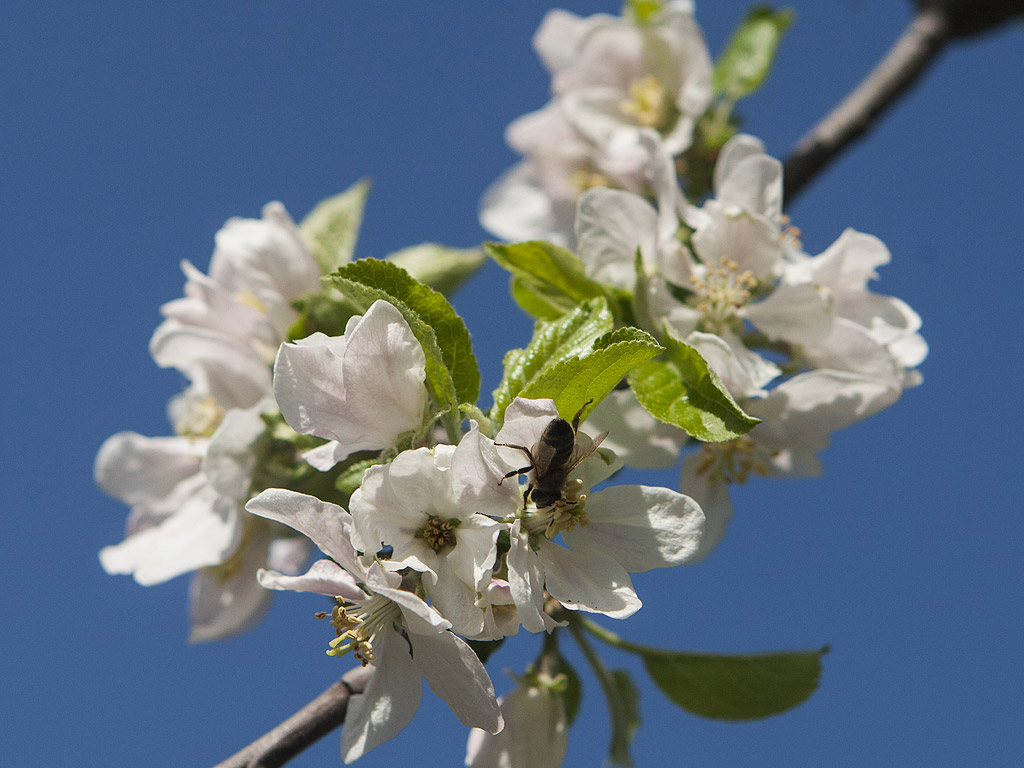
538,541,641,618
341,629,422,764
413,631,503,733
150,321,272,408
94,431,205,508
188,521,275,642
575,187,658,290
100,486,241,585
451,421,523,518
565,485,704,572
202,403,269,500
505,522,558,634
257,559,364,602
742,281,833,346
679,453,734,562
245,489,363,576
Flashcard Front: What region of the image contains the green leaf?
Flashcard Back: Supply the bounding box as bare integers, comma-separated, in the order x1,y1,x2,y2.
523,326,664,423
486,240,612,320
642,646,828,721
509,275,572,321
628,331,759,441
288,292,359,340
557,655,583,727
608,669,641,768
490,298,614,427
712,6,795,100
299,179,371,274
384,243,486,296
325,259,480,411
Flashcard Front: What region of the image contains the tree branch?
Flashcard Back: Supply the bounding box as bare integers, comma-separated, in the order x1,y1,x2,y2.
212,665,373,768
782,7,951,203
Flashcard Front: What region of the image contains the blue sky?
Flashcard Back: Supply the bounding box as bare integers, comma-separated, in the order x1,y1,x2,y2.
3,2,1022,766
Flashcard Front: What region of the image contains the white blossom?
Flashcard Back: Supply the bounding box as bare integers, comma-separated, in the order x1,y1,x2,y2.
349,445,504,638
454,398,704,626
465,671,569,768
273,299,428,470
246,489,503,762
96,403,309,640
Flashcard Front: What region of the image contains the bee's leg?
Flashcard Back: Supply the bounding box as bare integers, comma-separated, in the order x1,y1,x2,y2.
571,399,594,432
494,442,535,485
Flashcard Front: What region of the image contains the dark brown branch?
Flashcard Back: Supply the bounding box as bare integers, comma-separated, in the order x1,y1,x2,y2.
782,8,951,203
212,665,373,768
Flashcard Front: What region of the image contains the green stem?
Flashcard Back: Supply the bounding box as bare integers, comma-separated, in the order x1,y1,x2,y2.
566,615,633,767
576,614,661,657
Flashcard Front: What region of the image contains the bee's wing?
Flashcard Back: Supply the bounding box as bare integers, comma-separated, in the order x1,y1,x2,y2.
567,430,608,471
532,439,558,478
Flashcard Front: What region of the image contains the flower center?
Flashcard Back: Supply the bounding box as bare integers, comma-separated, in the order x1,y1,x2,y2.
417,514,460,553
689,258,756,332
571,164,614,193
234,290,267,314
174,395,225,437
318,592,401,666
693,437,771,485
522,479,590,540
621,74,670,130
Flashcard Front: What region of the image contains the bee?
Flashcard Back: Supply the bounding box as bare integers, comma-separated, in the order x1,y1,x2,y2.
496,400,607,508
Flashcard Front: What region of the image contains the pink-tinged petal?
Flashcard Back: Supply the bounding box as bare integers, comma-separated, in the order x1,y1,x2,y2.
538,541,641,618
94,431,206,508
202,403,269,500
506,522,557,634
266,534,312,575
713,134,766,195
245,489,362,576
150,321,273,409
532,9,588,73
451,421,523,518
716,152,783,222
565,485,704,572
188,521,276,642
413,631,503,734
100,487,242,585
425,568,486,639
466,683,568,768
576,187,658,290
340,300,427,441
341,629,422,764
495,398,559,452
257,560,364,602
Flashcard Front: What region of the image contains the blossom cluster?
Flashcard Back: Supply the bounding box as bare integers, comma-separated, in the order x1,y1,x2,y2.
96,2,926,766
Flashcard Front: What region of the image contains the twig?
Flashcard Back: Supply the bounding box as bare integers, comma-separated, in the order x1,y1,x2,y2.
212,665,372,768
782,7,952,202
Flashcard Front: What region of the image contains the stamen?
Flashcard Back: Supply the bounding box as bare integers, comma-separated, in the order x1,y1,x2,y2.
321,593,401,666
693,437,772,485
522,480,591,540
418,515,460,553
621,75,670,129
689,258,757,332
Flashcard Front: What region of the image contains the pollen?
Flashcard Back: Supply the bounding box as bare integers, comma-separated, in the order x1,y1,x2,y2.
780,215,803,249
571,164,613,193
320,593,400,666
693,436,771,485
234,290,267,314
419,515,459,553
689,258,757,331
523,479,591,539
621,74,670,130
